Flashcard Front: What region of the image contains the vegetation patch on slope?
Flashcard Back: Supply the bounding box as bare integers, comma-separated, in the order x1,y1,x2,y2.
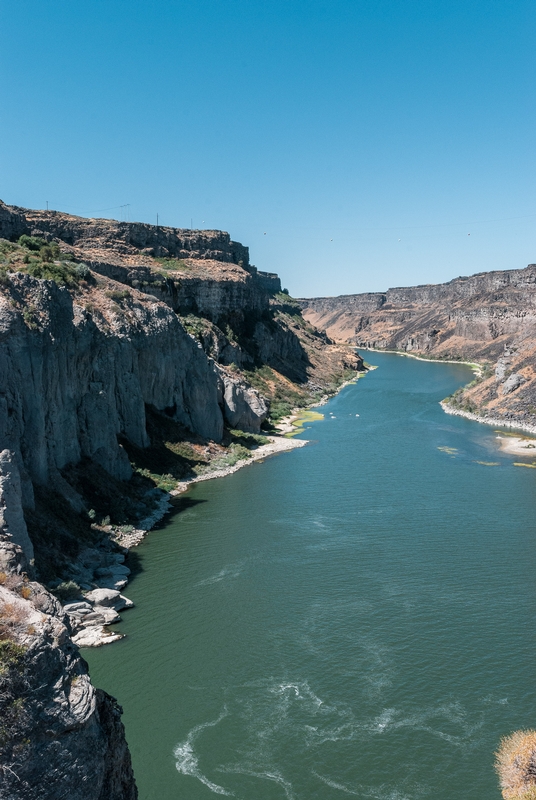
0,237,90,287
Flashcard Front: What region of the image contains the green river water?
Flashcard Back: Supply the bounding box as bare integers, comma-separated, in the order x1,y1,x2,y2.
86,352,536,800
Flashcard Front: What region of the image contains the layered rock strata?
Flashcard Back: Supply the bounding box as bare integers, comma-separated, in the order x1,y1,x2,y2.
301,264,536,428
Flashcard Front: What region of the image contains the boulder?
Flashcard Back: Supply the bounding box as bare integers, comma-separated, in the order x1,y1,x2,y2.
502,373,525,395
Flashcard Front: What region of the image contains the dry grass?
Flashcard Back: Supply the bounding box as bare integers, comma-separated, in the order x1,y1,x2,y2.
496,730,536,799
0,602,30,641
0,574,19,590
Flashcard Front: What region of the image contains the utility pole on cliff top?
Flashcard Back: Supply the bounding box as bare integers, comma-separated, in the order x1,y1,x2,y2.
156,213,159,228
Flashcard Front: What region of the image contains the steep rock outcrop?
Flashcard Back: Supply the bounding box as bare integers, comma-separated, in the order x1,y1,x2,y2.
218,370,268,432
0,200,354,408
0,273,225,492
0,471,137,800
300,265,536,359
0,450,34,563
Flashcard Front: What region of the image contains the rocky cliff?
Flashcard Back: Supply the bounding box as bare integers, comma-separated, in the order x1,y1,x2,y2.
0,200,361,797
301,264,536,429
0,451,137,800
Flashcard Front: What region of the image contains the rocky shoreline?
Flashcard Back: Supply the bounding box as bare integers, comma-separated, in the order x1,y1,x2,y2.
440,401,536,437
173,434,307,491
65,376,369,648
360,347,481,371
301,266,536,432
65,434,308,647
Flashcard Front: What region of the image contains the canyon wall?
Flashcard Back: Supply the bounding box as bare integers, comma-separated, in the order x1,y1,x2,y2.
0,456,137,800
301,264,536,428
0,204,251,266
0,200,360,797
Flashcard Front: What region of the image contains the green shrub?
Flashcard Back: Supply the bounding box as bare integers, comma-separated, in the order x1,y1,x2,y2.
0,641,26,674
135,468,177,492
18,235,46,251
25,260,83,287
213,443,251,468
22,307,39,330
116,524,134,534
269,401,293,421
155,257,189,271
75,263,90,279
229,429,269,447
52,581,81,602
180,314,210,338
105,289,130,302
39,244,56,262
0,640,29,754
0,237,90,287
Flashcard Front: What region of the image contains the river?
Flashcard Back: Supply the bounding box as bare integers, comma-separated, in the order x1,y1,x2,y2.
85,352,536,800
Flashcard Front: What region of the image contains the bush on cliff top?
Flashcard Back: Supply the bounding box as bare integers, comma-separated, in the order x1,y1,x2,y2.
496,730,536,799
0,237,90,288
155,256,190,271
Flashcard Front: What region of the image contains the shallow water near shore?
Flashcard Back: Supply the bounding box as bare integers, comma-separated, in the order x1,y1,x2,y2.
85,353,536,800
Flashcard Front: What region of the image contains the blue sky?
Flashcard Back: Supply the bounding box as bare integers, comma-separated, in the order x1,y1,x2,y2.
1,0,534,296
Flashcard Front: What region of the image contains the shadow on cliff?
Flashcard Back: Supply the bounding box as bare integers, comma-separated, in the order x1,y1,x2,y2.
119,408,214,488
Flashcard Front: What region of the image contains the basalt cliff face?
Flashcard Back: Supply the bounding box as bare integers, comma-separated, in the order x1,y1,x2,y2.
0,201,360,798
0,452,136,800
301,265,536,429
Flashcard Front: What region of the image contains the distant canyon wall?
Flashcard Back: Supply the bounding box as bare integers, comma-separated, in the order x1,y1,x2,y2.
301,264,536,428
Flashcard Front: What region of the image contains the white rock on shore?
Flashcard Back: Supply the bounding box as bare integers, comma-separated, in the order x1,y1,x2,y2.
67,435,308,647
66,588,134,647
440,401,536,437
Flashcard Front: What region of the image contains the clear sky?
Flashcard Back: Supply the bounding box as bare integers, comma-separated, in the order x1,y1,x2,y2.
1,0,534,297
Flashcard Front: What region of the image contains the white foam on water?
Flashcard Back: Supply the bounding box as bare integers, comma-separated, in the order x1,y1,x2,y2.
312,770,360,795
304,696,486,749
270,680,324,709
197,561,246,586
360,640,395,699
314,772,427,800
173,708,233,795
372,707,396,733
482,694,508,705
364,701,485,747
220,765,295,800
364,789,413,800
